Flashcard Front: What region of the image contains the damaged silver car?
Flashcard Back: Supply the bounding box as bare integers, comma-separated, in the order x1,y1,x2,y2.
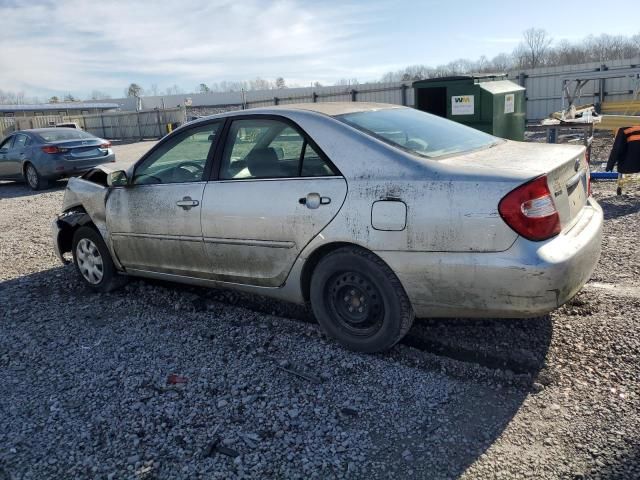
52,103,603,352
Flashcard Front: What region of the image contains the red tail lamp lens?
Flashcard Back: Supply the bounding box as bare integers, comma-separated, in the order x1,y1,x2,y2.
498,175,561,241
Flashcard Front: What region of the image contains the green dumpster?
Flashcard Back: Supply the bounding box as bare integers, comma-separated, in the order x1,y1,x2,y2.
412,75,526,141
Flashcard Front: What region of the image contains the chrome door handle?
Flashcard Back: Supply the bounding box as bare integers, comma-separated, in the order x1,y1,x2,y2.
176,196,199,210
299,193,331,209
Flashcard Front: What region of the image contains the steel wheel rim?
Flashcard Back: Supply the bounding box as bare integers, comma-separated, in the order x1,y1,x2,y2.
325,271,385,336
26,166,38,188
76,238,104,284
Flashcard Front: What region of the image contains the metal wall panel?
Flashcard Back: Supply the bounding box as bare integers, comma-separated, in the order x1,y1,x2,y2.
115,81,415,114
507,57,640,120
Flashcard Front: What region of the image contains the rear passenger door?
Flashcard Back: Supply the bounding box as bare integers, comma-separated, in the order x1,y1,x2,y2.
201,116,347,287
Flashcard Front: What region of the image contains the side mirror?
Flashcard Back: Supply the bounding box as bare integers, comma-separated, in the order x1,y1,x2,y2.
108,170,128,187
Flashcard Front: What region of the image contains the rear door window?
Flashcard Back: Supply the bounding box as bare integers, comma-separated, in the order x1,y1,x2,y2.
220,119,301,179
219,118,337,179
301,143,335,177
12,134,28,149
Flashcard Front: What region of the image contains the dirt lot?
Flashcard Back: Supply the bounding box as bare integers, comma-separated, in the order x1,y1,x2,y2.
1,140,639,479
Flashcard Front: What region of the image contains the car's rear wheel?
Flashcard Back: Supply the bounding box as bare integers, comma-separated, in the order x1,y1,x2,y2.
310,246,414,353
24,163,48,190
72,226,127,292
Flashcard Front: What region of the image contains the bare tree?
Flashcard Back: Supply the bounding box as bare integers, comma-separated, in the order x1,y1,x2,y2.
49,96,60,104
381,71,398,82
90,90,111,100
336,78,359,86
214,80,246,92
491,53,513,72
148,84,159,96
521,28,552,68
165,84,183,95
63,93,76,102
248,77,273,90
275,77,286,89
126,83,143,98
511,44,530,69
476,55,490,72
199,83,210,93
0,89,40,105
447,58,475,74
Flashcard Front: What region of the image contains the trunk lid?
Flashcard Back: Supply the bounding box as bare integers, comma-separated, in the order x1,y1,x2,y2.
49,139,110,161
441,140,589,228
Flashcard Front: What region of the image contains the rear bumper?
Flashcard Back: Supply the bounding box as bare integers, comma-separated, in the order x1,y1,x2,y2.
377,198,603,318
41,151,116,178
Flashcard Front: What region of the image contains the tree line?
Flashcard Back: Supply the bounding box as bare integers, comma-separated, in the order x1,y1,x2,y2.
380,29,640,82
124,76,343,98
0,90,112,105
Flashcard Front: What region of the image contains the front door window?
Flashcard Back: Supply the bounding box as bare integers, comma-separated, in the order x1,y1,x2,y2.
0,136,14,151
133,123,221,185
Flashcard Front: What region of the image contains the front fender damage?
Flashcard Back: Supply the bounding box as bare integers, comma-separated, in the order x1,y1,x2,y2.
52,210,93,264
53,175,114,266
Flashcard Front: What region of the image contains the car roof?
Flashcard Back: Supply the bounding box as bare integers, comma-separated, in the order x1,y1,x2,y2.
183,102,404,131
254,102,403,117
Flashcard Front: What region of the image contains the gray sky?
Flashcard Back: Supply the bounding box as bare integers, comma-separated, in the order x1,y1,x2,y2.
0,0,638,99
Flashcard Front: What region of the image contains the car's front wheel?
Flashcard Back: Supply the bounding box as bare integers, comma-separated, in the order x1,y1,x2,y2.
24,163,49,190
72,226,127,292
310,246,415,353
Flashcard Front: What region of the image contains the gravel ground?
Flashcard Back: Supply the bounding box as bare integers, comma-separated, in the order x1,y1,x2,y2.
1,140,639,479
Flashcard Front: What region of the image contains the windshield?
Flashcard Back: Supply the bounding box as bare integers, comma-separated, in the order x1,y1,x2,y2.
337,107,500,159
35,129,96,142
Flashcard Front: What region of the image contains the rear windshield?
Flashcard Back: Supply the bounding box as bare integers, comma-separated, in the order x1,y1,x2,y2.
35,129,96,142
337,107,500,159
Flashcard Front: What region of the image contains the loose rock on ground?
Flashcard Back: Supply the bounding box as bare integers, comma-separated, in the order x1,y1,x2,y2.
0,139,639,479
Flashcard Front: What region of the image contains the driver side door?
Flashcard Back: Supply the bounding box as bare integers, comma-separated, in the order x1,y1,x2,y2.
0,135,17,178
106,121,222,277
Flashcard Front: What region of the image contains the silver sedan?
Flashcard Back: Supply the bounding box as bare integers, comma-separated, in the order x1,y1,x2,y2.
51,103,603,352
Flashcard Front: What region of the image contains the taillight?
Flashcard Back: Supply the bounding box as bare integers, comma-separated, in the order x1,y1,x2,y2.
498,175,561,241
100,141,111,149
41,145,61,154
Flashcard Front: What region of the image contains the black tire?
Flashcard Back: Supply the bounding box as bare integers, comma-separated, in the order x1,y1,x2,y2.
310,247,415,353
24,163,49,190
72,226,127,293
